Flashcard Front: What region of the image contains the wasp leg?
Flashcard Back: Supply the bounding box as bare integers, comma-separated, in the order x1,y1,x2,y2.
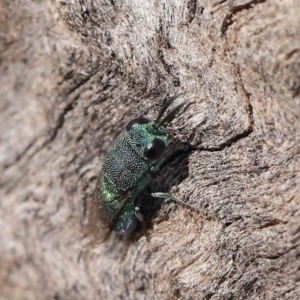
150,140,181,175
151,192,198,211
150,159,165,174
134,207,149,242
134,206,144,221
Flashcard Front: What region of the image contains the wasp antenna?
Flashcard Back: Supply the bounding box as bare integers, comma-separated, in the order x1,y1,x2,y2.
157,101,186,128
155,93,184,125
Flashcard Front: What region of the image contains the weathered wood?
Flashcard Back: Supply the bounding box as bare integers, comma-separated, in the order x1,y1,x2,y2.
1,0,300,299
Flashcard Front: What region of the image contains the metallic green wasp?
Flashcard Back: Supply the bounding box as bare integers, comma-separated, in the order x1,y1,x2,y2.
91,95,193,241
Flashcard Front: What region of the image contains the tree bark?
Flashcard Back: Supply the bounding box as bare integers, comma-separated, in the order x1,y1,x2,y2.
1,0,300,299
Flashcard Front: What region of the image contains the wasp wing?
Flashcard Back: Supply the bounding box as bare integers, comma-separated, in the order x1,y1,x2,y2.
84,175,132,242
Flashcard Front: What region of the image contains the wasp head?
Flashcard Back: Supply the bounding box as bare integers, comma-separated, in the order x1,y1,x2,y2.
126,95,185,162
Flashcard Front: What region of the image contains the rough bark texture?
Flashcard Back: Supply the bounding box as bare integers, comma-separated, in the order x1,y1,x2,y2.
1,0,300,299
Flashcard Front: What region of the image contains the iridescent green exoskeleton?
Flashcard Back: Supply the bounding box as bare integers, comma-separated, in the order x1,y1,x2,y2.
92,95,193,241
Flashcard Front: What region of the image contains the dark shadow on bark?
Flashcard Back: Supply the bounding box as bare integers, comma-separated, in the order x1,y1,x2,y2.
131,142,193,242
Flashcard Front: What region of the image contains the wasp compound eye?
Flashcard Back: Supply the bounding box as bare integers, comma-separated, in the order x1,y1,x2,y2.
126,117,150,131
144,139,166,161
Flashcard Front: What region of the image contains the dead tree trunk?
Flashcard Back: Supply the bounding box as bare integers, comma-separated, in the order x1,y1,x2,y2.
1,0,300,299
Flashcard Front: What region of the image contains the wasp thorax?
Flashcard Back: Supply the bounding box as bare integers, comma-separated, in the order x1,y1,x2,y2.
144,138,166,161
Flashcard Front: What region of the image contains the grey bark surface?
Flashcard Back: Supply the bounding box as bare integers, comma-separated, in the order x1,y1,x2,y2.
1,0,300,299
